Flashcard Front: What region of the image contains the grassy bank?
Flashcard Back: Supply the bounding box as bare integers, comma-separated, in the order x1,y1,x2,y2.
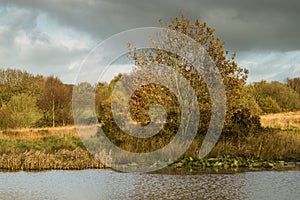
0,128,104,170
173,113,300,169
0,124,299,171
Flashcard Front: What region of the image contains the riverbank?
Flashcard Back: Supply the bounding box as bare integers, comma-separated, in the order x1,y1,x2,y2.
172,157,299,170
0,126,299,171
0,128,104,170
0,147,104,170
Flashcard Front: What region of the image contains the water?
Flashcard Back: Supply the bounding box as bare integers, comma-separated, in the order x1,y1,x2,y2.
0,169,299,200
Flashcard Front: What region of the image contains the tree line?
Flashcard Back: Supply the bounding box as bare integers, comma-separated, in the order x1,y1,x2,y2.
0,69,73,129
2,69,298,128
245,80,300,114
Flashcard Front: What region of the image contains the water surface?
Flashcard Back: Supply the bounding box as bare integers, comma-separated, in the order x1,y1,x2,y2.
0,169,299,200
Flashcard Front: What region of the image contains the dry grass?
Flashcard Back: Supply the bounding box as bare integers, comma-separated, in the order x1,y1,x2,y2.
0,126,107,170
209,130,300,161
260,111,300,128
0,126,78,141
0,147,104,170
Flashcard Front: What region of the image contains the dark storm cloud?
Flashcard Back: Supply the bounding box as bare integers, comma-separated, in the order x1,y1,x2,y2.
0,5,90,83
0,0,299,83
1,0,299,51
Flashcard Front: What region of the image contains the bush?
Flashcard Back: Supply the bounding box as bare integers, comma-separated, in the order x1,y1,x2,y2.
251,81,300,112
258,97,282,114
227,108,262,138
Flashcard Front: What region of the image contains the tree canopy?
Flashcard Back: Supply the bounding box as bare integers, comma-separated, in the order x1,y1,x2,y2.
249,80,300,113
0,69,73,129
127,16,248,133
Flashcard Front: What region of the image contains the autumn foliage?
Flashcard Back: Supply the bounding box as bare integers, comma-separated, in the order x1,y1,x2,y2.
0,69,73,129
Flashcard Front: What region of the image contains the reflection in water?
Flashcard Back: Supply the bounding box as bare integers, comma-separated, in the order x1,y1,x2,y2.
130,173,246,200
0,169,299,200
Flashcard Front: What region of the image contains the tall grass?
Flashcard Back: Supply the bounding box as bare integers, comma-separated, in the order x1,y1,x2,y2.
0,126,77,141
208,129,300,161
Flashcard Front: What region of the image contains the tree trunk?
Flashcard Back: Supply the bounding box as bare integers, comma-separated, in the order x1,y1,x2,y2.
52,98,55,127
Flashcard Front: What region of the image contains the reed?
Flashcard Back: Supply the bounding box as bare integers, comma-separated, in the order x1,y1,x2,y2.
0,128,105,170
0,147,104,171
208,129,300,161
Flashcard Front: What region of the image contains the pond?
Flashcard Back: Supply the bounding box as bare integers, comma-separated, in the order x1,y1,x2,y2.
0,169,299,200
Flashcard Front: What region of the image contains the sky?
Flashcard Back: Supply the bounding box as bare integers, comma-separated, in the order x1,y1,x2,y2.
0,0,299,84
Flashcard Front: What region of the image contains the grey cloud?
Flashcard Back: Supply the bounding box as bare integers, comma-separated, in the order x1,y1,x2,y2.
0,0,299,84
1,0,299,51
0,5,89,83
237,51,300,83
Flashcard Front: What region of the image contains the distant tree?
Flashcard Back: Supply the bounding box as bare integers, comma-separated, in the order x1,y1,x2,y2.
73,82,95,125
0,105,16,129
258,97,281,114
287,77,300,94
57,84,73,126
251,81,300,112
95,81,110,122
0,69,44,105
38,76,71,127
6,93,42,128
240,91,262,116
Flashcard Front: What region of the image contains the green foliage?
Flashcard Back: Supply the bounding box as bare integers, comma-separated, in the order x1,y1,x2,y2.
287,77,300,94
0,70,73,129
258,97,281,113
227,108,262,138
37,76,73,127
0,105,16,129
0,69,44,105
0,136,84,153
250,81,300,113
6,93,42,128
173,157,285,169
240,87,262,116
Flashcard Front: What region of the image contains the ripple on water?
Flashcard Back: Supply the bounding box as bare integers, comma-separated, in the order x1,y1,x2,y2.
0,169,299,200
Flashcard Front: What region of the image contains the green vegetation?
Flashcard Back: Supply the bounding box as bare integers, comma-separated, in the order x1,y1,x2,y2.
6,93,42,128
0,136,84,154
287,77,300,94
0,129,103,170
248,80,300,114
173,157,286,169
0,70,73,129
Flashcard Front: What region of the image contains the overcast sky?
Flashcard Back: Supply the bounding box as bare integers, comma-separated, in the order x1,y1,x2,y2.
0,0,299,83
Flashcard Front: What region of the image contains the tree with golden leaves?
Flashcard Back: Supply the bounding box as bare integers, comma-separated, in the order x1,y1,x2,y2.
128,16,248,134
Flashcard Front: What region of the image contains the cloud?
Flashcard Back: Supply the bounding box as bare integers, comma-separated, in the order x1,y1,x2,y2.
1,0,299,52
0,6,93,83
237,51,300,83
0,1,299,83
